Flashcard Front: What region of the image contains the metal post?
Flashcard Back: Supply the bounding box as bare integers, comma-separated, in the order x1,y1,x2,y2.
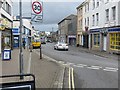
40,44,42,59
19,0,24,79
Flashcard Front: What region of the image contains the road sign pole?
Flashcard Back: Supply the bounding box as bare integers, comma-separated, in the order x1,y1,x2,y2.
40,44,42,59
19,0,24,80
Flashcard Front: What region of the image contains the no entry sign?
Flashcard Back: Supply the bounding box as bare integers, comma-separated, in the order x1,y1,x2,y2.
32,1,42,15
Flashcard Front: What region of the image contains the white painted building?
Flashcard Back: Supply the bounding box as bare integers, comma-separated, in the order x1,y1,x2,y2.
0,0,13,54
81,0,120,53
13,17,32,48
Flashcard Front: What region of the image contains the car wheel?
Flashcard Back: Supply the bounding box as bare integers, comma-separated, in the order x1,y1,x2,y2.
56,46,58,50
66,49,68,51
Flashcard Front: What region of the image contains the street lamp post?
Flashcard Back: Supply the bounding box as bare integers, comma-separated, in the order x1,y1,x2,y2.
19,0,24,79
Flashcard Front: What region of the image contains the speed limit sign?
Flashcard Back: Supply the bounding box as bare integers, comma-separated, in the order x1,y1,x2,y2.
32,1,42,14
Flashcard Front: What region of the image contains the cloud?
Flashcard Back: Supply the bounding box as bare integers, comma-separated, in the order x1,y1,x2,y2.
13,1,82,31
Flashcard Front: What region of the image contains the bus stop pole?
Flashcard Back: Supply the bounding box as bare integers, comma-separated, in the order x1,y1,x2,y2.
19,0,24,79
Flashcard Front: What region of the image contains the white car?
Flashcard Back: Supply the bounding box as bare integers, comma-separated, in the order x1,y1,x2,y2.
54,42,68,51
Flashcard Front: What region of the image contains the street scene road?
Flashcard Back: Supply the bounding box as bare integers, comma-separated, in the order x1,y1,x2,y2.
39,43,118,88
0,0,120,89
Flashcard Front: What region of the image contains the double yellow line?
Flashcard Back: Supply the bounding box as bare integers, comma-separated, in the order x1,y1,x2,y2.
69,67,75,90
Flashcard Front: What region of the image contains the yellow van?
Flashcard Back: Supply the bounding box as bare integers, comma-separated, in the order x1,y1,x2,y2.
32,40,41,49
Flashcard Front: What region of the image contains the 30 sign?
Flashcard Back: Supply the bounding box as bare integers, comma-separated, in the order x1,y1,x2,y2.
32,1,42,14
31,0,43,22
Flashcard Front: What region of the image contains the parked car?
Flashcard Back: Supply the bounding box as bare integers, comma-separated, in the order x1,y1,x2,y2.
47,40,52,43
54,42,68,51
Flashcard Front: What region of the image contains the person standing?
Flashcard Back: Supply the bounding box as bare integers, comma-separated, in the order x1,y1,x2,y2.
23,40,26,49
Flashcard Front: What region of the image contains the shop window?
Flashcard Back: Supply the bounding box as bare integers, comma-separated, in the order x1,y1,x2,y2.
94,34,100,47
110,33,120,51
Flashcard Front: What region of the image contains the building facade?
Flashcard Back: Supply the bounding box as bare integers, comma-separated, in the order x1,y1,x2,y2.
78,0,120,53
76,2,84,47
13,17,32,48
58,14,77,45
0,0,13,54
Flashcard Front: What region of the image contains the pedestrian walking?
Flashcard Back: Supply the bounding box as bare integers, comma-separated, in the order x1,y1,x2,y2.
23,40,26,49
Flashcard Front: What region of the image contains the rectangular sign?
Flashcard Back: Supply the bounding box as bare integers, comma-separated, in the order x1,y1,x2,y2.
31,0,43,22
2,49,11,60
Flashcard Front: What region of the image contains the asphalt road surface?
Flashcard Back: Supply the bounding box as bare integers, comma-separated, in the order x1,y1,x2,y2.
40,43,118,88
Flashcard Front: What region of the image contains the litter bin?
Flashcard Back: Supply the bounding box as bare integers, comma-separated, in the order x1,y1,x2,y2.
2,49,11,60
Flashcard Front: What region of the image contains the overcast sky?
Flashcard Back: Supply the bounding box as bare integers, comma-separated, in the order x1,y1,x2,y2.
13,0,83,31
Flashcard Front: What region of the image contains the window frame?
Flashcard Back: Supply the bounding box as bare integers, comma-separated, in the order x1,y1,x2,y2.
110,33,120,51
105,9,109,22
94,34,100,47
112,6,116,20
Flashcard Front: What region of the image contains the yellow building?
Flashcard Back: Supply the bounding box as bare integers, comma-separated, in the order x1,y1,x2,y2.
76,2,84,47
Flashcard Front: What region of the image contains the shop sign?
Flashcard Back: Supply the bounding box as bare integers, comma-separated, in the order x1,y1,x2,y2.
2,49,11,60
0,18,9,30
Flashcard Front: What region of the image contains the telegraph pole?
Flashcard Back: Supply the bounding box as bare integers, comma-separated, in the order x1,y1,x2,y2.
19,0,24,79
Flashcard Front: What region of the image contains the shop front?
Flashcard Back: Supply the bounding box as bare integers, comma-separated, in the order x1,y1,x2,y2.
1,28,12,51
12,28,20,48
0,18,13,54
89,29,101,51
68,35,76,46
108,27,120,54
90,27,120,54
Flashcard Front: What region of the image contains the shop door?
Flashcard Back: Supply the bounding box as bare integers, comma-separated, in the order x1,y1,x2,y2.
14,39,19,48
103,36,107,51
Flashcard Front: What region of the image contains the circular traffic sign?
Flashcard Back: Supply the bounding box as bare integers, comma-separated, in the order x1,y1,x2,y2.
32,1,42,14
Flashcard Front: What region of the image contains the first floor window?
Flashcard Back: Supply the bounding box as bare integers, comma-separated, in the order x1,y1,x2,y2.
94,34,100,46
110,33,120,51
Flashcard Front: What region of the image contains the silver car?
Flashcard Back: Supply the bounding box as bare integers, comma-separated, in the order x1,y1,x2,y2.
54,42,68,51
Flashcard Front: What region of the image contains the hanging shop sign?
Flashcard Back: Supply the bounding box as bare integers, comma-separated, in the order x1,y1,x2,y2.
0,18,9,30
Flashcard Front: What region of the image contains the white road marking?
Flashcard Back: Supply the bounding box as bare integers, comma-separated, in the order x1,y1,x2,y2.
104,67,118,70
34,50,118,73
77,64,87,67
66,62,74,65
103,67,118,72
103,69,118,72
87,66,100,70
73,65,84,68
91,66,102,68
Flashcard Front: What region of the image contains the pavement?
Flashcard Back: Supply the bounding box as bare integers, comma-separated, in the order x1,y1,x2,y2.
0,48,66,89
70,46,119,60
